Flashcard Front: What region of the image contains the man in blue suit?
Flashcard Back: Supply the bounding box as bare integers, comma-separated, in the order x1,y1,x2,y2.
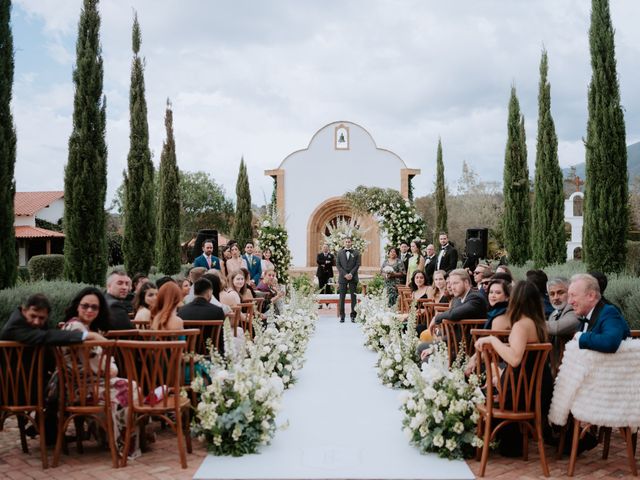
193,239,222,272
242,242,262,287
568,273,630,353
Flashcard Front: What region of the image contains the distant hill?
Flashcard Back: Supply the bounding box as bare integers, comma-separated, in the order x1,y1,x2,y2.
563,141,640,185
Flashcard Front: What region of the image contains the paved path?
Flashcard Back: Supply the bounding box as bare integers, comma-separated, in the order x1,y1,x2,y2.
194,314,473,479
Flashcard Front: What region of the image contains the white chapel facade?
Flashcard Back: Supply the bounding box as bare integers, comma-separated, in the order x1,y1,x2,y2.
265,121,420,269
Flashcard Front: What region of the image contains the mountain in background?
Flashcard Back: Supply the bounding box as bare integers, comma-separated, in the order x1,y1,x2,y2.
563,141,640,184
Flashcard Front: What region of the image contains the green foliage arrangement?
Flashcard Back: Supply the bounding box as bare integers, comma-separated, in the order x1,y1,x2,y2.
123,12,155,276
290,274,314,296
0,280,92,329
63,0,108,286
257,212,292,285
583,0,629,273
28,255,65,282
0,0,17,289
345,186,426,247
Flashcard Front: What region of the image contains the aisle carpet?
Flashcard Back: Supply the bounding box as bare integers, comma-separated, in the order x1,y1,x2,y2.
194,309,474,479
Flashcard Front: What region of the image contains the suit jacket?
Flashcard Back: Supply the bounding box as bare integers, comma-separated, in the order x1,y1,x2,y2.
579,301,630,353
0,308,84,345
424,255,437,284
316,252,335,278
177,297,225,321
434,289,487,324
105,293,134,331
242,254,262,285
193,254,222,271
336,248,360,284
547,305,580,337
436,243,458,273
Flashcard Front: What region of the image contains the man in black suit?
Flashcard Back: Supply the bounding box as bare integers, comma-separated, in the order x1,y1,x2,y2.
423,243,437,285
336,237,360,323
104,270,134,330
436,232,458,273
316,243,335,299
399,240,411,284
177,278,225,321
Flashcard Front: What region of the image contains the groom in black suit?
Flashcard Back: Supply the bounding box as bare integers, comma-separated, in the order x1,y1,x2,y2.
336,237,360,322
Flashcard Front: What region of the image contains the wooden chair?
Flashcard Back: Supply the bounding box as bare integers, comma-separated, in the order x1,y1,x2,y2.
131,319,150,330
413,298,434,325
117,340,192,468
105,330,143,375
238,302,256,336
476,343,552,477
52,341,119,468
0,342,48,468
253,297,266,314
397,287,413,314
183,320,225,355
441,319,487,366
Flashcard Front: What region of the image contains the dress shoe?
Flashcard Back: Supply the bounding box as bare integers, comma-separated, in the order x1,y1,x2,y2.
339,317,345,323
351,317,356,323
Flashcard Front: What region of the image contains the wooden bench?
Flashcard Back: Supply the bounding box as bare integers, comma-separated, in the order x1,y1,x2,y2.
315,294,364,317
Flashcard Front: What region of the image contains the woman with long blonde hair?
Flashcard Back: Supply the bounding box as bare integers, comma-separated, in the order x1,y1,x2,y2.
150,281,184,330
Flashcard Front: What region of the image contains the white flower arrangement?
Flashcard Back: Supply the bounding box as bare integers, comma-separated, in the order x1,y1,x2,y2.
257,211,292,285
323,217,369,256
357,294,398,352
399,341,485,459
376,304,420,388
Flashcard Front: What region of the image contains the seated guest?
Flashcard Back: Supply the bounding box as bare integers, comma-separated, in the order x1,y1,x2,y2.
202,273,233,317
183,267,206,304
380,247,405,307
178,277,191,299
495,264,512,277
256,267,286,315
546,277,580,373
155,276,175,290
133,282,158,324
426,270,449,304
411,270,430,301
221,269,247,308
474,280,553,457
60,287,138,456
588,271,619,311
1,294,106,345
177,278,225,321
470,263,493,291
428,268,488,334
526,269,554,318
104,270,134,330
239,268,256,302
568,273,630,353
131,273,149,295
150,282,184,331
484,278,511,330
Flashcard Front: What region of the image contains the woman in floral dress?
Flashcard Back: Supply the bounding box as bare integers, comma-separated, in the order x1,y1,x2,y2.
381,247,405,307
60,287,140,459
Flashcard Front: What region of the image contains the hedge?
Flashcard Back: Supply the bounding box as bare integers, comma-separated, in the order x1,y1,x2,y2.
28,254,65,281
0,280,93,329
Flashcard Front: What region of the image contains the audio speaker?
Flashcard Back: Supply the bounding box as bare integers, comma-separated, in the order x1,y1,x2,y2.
192,229,218,262
465,228,488,259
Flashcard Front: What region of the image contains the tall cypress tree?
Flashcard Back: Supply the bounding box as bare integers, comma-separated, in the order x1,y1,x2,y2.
232,158,253,249
156,100,181,274
583,0,628,273
123,12,155,275
0,0,17,289
502,86,531,266
531,50,566,267
434,138,448,244
63,0,108,285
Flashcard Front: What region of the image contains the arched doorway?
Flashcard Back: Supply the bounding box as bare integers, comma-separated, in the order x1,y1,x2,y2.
306,197,380,268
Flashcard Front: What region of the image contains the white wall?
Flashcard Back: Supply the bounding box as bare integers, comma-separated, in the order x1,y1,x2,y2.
280,122,407,266
565,192,584,260
14,215,35,227
36,198,64,224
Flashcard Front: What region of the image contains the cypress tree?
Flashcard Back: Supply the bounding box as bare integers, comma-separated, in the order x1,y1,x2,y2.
433,138,448,244
123,12,155,275
63,0,108,285
583,0,628,273
232,158,253,249
502,86,531,266
0,0,17,289
156,100,181,274
531,50,566,267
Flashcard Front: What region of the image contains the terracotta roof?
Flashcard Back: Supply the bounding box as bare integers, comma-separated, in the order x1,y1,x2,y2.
14,191,64,216
15,226,65,239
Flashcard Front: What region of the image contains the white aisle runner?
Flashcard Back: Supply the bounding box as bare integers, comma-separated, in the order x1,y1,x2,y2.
194,312,474,480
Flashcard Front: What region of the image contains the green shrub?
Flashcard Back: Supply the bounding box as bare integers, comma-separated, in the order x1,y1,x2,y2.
17,267,30,283
364,274,385,296
625,241,640,276
291,273,315,295
0,280,93,329
27,254,65,281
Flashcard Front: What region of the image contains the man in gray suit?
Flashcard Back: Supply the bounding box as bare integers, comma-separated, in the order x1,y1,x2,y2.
336,237,360,323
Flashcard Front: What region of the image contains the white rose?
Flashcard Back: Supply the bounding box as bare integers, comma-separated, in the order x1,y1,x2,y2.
433,434,444,448
445,438,457,451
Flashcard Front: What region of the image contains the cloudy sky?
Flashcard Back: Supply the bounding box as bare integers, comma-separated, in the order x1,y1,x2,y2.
10,0,640,205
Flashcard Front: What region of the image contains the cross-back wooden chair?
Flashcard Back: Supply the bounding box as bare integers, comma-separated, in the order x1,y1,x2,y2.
104,329,143,375
52,340,119,468
413,298,434,325
237,302,256,336
131,319,150,330
476,342,552,478
397,287,413,314
253,297,266,314
182,320,225,355
0,342,48,468
441,319,487,366
117,340,191,468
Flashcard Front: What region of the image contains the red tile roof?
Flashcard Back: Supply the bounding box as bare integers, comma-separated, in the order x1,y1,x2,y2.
14,226,65,239
14,191,64,216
